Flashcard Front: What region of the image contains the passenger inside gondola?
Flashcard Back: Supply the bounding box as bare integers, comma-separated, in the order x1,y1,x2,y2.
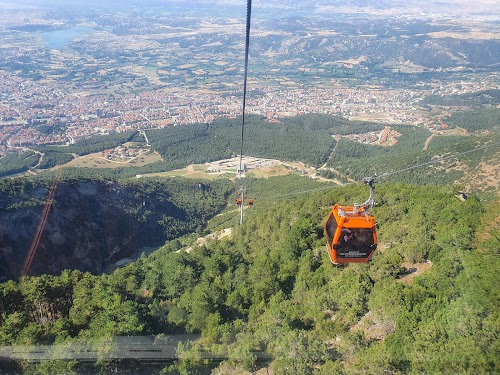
338,228,375,254
342,228,354,243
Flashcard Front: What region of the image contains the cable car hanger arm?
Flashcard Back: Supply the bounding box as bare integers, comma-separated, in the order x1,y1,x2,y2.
353,175,377,212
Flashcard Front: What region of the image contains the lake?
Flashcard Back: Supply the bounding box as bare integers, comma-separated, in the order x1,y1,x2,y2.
40,26,93,49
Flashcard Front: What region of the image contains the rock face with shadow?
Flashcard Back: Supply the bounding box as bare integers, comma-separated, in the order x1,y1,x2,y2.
0,178,229,281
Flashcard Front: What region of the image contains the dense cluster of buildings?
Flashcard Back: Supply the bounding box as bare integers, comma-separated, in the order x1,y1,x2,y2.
1,66,495,156
1,8,498,157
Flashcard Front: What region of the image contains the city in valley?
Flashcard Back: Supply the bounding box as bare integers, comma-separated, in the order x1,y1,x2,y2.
0,0,498,157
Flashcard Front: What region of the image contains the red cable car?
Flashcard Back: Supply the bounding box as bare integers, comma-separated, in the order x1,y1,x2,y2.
325,177,377,264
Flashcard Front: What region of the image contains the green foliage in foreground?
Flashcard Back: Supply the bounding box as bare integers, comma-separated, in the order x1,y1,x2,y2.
0,182,498,374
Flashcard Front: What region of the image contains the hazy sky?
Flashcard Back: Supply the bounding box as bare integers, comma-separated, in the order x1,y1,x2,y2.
0,0,498,16
0,0,498,6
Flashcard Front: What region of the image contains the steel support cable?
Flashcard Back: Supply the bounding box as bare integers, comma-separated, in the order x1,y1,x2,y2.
239,0,252,174
377,142,499,179
254,141,499,201
236,0,252,225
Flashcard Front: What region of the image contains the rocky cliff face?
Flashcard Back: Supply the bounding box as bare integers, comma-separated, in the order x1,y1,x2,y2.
0,178,228,281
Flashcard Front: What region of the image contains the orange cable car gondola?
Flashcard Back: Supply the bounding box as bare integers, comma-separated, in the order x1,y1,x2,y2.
248,199,254,206
325,176,377,264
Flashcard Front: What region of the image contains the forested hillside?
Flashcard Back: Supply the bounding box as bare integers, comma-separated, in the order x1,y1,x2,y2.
147,114,384,169
0,177,232,281
33,131,138,170
421,89,500,107
0,132,138,177
0,114,387,179
443,108,499,132
0,152,38,178
327,126,499,184
1,112,497,189
1,182,498,374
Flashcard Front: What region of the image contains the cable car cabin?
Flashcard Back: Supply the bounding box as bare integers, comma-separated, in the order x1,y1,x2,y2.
236,197,243,206
324,176,378,264
325,205,377,264
248,199,254,206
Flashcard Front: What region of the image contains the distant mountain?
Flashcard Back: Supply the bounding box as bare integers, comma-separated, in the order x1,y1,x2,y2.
6,0,499,15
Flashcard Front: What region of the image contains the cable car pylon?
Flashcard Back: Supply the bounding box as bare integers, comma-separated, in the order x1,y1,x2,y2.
236,185,246,225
